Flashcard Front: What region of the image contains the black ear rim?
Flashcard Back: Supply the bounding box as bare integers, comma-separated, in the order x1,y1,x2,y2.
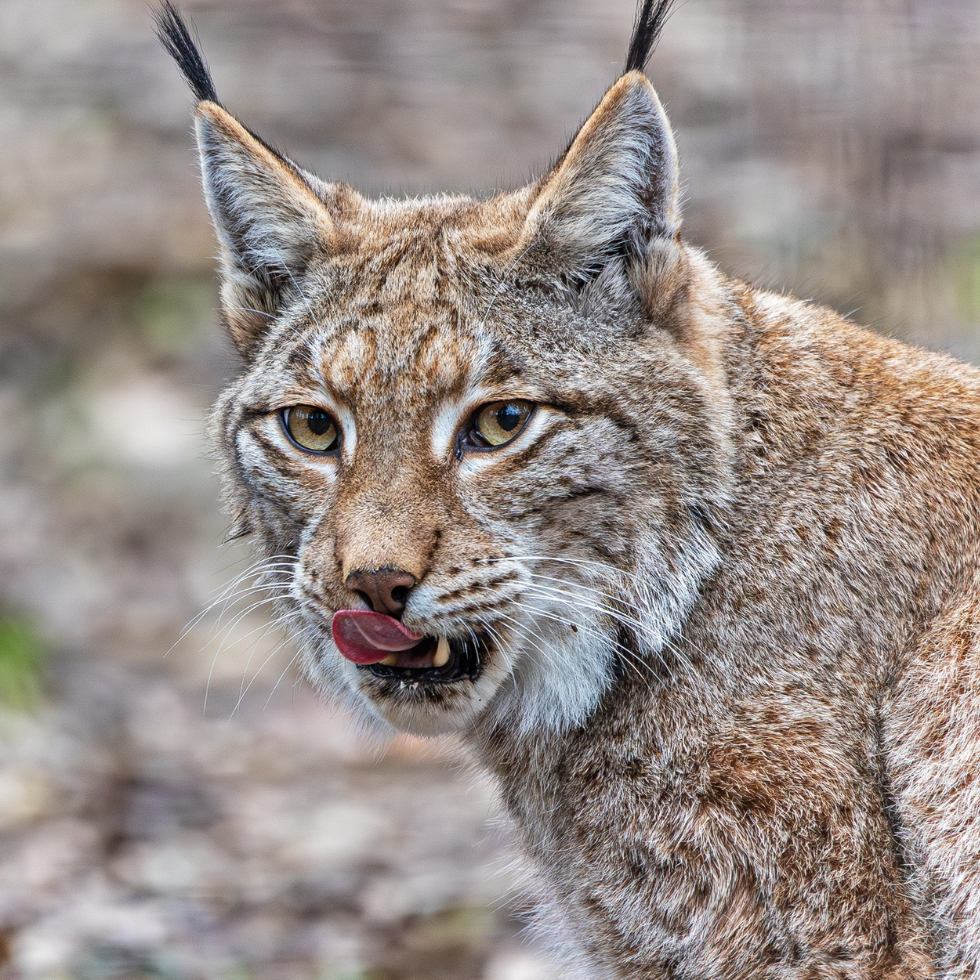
155,0,220,105
624,0,677,74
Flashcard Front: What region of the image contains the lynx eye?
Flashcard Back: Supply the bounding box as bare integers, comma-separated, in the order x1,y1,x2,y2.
471,400,534,448
282,405,339,454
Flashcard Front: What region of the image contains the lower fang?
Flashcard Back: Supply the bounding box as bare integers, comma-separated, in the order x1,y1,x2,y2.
433,636,451,668
380,653,399,666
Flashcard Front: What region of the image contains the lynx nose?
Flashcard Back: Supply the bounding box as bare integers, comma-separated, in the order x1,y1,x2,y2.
346,568,417,618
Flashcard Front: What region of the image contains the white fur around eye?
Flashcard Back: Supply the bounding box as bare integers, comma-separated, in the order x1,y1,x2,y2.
333,403,357,462
430,399,466,460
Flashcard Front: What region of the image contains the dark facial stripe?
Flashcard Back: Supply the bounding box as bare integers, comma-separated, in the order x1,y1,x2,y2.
243,427,317,482
437,571,521,606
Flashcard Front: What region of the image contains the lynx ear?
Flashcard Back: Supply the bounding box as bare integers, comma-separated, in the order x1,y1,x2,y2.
194,102,342,356
155,2,349,354
519,71,680,299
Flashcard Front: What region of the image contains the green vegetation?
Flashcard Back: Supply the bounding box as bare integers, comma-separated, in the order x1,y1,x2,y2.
953,233,980,325
0,614,44,711
130,276,215,358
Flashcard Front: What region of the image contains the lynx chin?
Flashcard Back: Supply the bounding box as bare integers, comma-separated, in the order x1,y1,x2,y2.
158,1,980,976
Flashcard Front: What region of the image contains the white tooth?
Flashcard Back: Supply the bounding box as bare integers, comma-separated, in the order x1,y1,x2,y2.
432,636,451,668
380,653,399,666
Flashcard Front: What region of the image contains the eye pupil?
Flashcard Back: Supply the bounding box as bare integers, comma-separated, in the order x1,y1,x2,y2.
306,411,332,436
496,405,522,432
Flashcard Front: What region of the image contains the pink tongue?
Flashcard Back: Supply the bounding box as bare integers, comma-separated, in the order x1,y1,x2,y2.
332,609,426,665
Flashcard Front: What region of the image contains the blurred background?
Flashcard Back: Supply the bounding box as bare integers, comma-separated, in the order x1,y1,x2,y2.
0,0,979,977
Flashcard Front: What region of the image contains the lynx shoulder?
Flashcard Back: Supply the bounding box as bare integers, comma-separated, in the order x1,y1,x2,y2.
158,2,980,976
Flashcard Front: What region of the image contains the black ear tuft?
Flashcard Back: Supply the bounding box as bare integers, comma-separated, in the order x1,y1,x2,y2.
624,0,676,74
155,1,219,104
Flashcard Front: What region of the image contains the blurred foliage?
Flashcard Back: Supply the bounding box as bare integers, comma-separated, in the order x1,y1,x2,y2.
74,945,186,980
953,234,980,325
0,615,44,712
128,277,216,359
219,965,381,980
315,971,382,980
411,906,496,946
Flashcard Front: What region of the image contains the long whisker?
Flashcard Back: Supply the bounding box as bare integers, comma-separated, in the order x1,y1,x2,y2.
490,610,564,677
171,557,298,653
517,571,693,669
496,554,709,662
234,604,296,705
203,597,292,716
482,553,632,582
482,622,515,678
231,619,300,718
518,579,649,636
508,559,703,669
507,601,657,688
263,642,311,710
521,581,693,674
192,555,300,715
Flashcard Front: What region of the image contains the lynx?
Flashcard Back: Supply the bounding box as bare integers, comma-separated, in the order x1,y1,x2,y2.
158,1,980,976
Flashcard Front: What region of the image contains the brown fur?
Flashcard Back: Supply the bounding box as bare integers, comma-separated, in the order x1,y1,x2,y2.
160,6,980,977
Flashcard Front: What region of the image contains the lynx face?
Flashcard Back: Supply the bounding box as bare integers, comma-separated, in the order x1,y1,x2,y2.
161,2,733,735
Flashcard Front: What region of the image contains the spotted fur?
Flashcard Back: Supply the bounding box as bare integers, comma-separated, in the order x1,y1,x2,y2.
160,2,980,976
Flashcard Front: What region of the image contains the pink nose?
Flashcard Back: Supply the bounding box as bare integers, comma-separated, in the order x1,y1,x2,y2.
345,568,417,617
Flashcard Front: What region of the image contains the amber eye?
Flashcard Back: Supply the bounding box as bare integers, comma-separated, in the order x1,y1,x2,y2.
471,400,534,448
282,405,339,453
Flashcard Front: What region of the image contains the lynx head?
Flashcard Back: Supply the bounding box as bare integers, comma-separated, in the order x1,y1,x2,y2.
158,0,735,736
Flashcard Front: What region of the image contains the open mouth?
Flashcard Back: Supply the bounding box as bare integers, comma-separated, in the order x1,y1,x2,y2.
366,634,482,683
331,610,483,684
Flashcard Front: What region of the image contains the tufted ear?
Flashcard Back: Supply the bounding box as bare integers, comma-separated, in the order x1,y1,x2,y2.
517,71,681,303
194,103,350,356
156,1,358,356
